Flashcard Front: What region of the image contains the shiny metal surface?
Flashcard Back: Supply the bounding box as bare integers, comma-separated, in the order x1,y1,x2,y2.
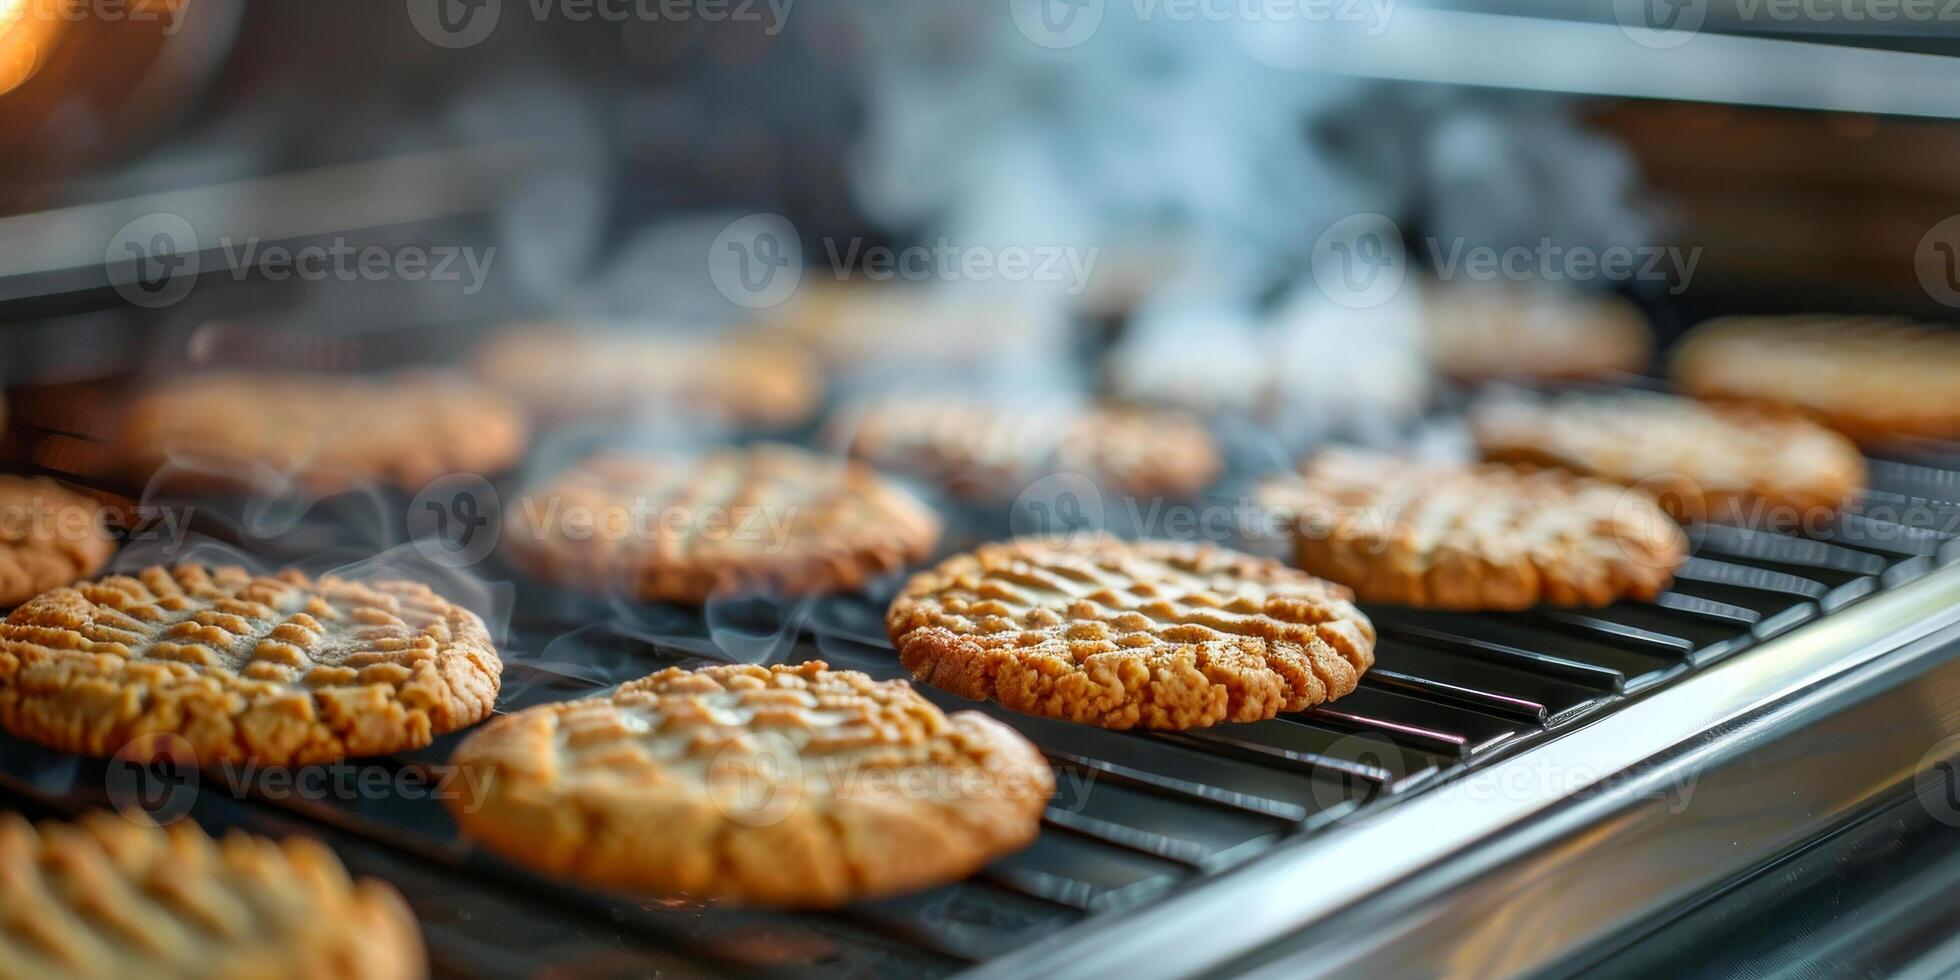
975,561,1960,980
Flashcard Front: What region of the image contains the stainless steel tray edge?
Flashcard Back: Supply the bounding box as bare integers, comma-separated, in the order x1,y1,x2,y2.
970,561,1960,980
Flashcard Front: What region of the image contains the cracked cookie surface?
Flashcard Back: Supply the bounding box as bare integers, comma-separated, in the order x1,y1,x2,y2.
1672,314,1960,444
446,660,1051,907
886,537,1376,730
1260,450,1686,610
0,564,502,766
505,443,941,604
117,372,528,495
1470,391,1866,525
0,476,115,607
0,812,424,980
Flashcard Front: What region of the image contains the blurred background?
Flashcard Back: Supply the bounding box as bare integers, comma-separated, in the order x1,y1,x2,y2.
7,2,1960,977
6,0,1960,411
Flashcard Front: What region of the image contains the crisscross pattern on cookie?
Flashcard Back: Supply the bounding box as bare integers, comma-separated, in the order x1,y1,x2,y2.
447,662,1051,907
1265,450,1686,609
507,444,941,603
118,372,528,493
472,328,822,426
886,538,1376,730
0,476,114,607
0,813,424,980
1471,391,1866,524
0,565,501,765
838,396,1219,499
1673,314,1960,443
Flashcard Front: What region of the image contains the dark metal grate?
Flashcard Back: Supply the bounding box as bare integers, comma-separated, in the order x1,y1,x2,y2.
0,393,1957,978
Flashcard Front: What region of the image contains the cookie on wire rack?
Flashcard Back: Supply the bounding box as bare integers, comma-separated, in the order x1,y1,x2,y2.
886,537,1376,730
0,564,502,766
446,660,1051,907
0,812,425,980
1259,449,1687,610
504,443,941,603
1469,390,1866,526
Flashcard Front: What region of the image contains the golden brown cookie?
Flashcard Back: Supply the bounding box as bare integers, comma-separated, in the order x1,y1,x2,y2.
0,565,502,766
504,443,941,603
0,476,115,607
834,396,1220,500
1672,314,1960,444
470,326,823,427
117,373,528,495
1470,391,1866,526
886,537,1376,730
0,812,425,980
446,660,1051,907
1422,282,1652,383
1259,450,1687,610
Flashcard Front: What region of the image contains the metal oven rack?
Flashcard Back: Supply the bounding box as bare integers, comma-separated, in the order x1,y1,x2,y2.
2,388,1959,978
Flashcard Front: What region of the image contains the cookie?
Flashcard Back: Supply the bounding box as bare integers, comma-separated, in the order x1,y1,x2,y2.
834,396,1220,500
1672,314,1960,444
0,565,502,766
0,476,115,607
471,326,823,427
117,373,528,495
886,537,1376,730
1260,450,1687,610
446,660,1051,907
504,443,941,603
1470,391,1866,525
1422,282,1651,383
0,812,424,980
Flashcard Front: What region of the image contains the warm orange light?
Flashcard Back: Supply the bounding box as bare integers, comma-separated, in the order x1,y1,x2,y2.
0,0,65,98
